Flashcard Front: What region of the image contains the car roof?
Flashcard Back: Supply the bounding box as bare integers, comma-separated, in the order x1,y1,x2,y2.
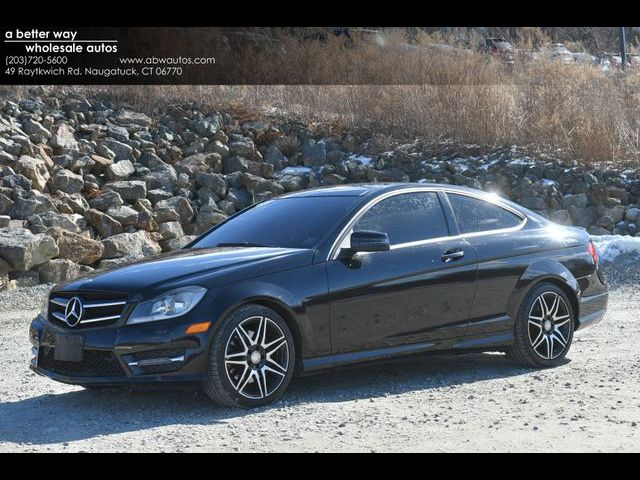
279,182,494,199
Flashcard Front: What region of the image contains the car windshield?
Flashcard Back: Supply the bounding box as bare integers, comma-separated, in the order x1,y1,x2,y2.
190,196,357,250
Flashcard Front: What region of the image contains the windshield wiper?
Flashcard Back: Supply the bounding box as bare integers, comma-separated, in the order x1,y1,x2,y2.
216,242,271,248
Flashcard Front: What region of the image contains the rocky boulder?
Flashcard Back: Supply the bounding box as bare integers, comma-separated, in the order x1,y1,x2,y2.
0,258,10,291
106,160,135,181
89,190,124,211
175,153,222,176
158,221,184,240
101,231,161,259
34,259,81,283
15,155,49,191
0,228,59,271
104,181,147,202
46,227,104,265
9,191,57,220
161,235,196,252
50,123,78,153
106,205,140,228
103,138,133,161
50,169,84,194
155,196,194,225
194,202,228,235
0,194,14,216
84,209,123,238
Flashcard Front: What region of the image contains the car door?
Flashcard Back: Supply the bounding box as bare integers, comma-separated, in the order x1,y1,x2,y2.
326,191,478,354
444,192,530,337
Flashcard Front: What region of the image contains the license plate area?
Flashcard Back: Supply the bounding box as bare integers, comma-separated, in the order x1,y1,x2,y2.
54,334,84,362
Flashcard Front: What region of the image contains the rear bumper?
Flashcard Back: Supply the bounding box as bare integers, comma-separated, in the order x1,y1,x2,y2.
577,291,608,330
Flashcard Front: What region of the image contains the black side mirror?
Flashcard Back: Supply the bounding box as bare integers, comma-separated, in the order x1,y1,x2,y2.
348,230,391,253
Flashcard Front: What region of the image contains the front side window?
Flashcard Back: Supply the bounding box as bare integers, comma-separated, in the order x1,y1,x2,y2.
448,193,522,234
353,192,449,245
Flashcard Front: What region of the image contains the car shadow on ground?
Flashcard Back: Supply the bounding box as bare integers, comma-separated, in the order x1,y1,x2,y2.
0,351,566,446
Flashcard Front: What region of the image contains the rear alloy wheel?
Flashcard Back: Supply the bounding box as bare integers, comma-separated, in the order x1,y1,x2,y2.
509,283,575,368
204,305,295,407
527,291,572,360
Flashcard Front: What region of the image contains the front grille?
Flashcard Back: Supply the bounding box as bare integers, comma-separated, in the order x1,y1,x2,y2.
48,291,128,329
38,346,125,377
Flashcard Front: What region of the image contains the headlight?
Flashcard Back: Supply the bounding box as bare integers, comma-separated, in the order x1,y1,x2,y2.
127,286,207,325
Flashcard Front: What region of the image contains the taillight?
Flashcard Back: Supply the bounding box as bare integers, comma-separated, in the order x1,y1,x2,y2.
588,240,599,266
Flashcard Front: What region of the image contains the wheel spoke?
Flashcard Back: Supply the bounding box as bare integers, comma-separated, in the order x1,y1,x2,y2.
252,369,265,398
528,319,543,330
235,365,251,392
225,351,247,360
546,335,553,359
236,324,254,349
553,329,567,347
265,337,287,356
541,293,558,316
539,294,551,316
532,332,546,350
225,359,247,366
265,357,288,375
550,294,561,317
533,297,544,317
256,316,267,348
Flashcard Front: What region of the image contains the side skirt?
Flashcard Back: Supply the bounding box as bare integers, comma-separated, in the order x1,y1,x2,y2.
301,329,514,374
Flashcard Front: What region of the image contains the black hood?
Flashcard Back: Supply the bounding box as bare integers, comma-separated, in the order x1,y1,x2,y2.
55,247,314,297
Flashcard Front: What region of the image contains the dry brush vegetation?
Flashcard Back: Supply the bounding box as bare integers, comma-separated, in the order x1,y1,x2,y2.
3,30,640,166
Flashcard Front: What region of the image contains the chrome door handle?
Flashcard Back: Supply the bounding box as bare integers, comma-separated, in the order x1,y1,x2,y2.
442,250,464,263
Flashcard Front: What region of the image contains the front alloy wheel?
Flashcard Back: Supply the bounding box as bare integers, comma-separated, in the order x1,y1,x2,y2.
204,305,295,407
224,316,290,400
509,283,575,368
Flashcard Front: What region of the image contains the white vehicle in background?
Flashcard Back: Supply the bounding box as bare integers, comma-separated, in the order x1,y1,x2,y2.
572,52,597,65
547,43,574,64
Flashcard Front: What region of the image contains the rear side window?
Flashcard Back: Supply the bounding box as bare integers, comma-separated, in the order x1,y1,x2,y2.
354,192,449,245
448,193,522,234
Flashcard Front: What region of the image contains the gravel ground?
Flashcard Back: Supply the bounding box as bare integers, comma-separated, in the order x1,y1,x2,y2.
0,277,638,452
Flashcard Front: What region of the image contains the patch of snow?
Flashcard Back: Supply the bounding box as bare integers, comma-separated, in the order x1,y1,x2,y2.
279,166,311,176
480,159,500,171
539,179,559,187
348,154,374,166
591,235,640,262
509,158,535,166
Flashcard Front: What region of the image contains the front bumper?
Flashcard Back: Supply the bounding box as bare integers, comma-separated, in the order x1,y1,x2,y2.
29,314,210,386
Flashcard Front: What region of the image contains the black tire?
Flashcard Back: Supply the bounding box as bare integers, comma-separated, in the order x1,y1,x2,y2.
508,282,575,368
203,304,296,408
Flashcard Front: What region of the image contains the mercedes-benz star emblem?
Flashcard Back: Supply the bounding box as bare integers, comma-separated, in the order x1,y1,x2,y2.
64,297,84,327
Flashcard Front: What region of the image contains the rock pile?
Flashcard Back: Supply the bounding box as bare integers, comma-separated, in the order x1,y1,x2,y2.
0,92,639,289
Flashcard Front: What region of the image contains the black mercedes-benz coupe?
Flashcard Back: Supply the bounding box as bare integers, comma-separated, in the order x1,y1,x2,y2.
29,183,608,407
